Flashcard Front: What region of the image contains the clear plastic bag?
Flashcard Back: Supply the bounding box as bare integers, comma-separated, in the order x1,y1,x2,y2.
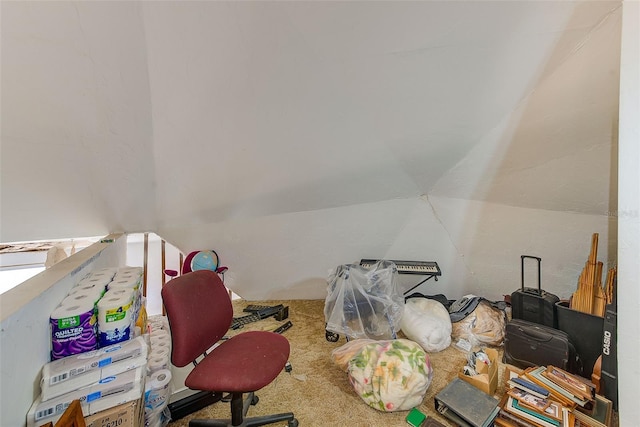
330,338,377,371
324,260,403,340
451,299,506,348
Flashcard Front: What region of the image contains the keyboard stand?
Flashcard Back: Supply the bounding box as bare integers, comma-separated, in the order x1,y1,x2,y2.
359,259,441,297
402,274,439,297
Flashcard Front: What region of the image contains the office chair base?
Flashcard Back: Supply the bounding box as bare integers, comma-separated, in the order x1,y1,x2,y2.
189,392,297,427
189,413,298,427
168,391,224,420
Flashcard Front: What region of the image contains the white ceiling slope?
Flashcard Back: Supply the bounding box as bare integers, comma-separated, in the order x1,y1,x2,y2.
145,1,621,229
1,1,622,300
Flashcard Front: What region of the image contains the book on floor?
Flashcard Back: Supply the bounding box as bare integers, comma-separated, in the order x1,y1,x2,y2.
434,377,500,427
508,377,550,399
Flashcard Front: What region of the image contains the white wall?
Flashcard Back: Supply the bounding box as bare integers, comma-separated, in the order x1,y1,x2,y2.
125,233,181,316
617,1,640,423
0,2,156,243
160,195,614,302
0,235,126,427
160,197,466,301
429,196,616,300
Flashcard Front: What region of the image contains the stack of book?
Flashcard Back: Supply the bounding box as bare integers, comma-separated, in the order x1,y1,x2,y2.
434,377,500,427
496,365,613,427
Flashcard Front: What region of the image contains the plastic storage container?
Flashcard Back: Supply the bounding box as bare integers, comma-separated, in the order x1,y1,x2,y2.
555,301,604,377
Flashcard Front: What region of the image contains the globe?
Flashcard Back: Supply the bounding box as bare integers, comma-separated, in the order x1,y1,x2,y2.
191,250,219,272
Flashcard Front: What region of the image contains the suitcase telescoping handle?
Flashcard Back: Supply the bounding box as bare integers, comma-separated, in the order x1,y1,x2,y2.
521,255,542,294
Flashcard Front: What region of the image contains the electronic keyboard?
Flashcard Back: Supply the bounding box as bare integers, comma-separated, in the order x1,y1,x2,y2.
359,259,441,276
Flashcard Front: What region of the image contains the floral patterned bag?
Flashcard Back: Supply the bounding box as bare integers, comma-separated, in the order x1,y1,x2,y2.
347,339,433,412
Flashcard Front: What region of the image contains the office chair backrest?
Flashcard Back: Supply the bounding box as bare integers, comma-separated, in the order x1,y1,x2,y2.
161,270,233,367
181,251,199,274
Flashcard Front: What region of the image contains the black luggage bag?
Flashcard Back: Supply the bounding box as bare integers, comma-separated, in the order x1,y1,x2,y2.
511,255,559,328
503,318,582,375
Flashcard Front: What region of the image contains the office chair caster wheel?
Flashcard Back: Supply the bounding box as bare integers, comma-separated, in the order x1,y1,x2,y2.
251,395,259,405
288,418,299,427
325,329,339,342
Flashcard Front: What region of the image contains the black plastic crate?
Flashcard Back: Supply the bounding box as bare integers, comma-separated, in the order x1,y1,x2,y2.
556,301,604,378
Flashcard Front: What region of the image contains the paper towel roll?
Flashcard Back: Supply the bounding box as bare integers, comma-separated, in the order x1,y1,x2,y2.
150,331,170,342
108,276,141,305
145,369,172,412
70,282,105,294
109,275,140,291
150,338,170,352
150,341,171,360
116,266,144,278
150,328,170,340
150,335,171,352
68,285,105,304
106,287,133,298
63,290,102,307
147,316,169,333
147,352,170,373
89,267,118,279
119,265,143,274
114,269,142,278
77,275,113,289
50,296,98,360
97,289,134,347
107,276,142,325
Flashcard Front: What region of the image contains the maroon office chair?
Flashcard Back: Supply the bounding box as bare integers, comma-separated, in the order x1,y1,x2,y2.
161,270,297,427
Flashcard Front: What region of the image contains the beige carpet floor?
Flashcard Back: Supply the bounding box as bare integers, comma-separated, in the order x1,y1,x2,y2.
167,299,512,427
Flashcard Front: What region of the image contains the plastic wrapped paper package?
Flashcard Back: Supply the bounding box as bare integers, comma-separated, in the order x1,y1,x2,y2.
324,260,403,340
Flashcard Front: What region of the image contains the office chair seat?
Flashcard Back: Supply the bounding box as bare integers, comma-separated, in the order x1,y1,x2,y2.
185,331,289,392
162,270,297,427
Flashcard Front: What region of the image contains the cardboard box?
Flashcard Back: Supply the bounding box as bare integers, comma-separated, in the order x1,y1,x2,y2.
458,347,499,395
84,398,144,427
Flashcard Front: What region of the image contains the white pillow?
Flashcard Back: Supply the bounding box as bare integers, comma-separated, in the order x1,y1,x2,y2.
400,298,452,352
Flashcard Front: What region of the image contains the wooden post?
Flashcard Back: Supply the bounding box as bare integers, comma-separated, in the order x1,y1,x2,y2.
161,239,166,315
143,232,149,297
161,239,166,287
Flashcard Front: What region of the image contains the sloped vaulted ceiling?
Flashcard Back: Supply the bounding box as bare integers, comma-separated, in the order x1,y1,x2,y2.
143,1,620,227
1,1,622,299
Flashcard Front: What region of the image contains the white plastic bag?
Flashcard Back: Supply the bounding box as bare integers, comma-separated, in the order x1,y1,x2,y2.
400,298,452,352
324,260,403,340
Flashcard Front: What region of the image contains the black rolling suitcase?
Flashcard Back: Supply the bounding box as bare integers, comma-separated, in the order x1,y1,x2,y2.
511,255,559,328
503,319,582,375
